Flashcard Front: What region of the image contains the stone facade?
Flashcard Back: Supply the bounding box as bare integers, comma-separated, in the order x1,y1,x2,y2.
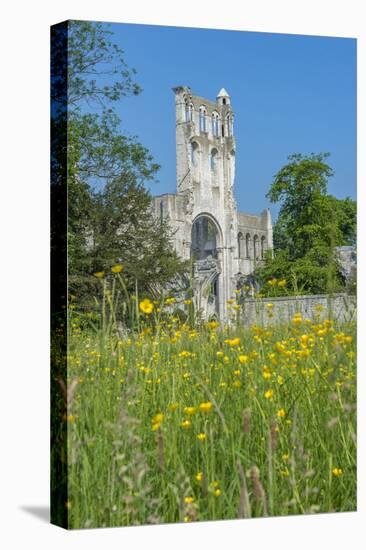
153,86,273,320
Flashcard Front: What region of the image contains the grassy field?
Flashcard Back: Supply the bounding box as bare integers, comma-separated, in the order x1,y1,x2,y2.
61,288,356,529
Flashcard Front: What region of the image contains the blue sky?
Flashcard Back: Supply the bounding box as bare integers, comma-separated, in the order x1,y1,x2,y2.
106,22,356,221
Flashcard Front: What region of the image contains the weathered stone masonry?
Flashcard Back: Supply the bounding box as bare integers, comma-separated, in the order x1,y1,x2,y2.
153,86,273,320
239,294,356,327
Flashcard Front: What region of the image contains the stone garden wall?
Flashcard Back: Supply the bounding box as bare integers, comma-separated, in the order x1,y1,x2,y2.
239,294,356,326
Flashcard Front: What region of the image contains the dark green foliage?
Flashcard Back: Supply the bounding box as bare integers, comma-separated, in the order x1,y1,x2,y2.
256,153,356,295
59,21,186,307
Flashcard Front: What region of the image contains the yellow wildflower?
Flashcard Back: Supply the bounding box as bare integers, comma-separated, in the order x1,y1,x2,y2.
332,468,343,477
214,489,221,497
262,366,272,379
195,472,203,482
184,406,197,416
238,354,249,364
151,412,164,431
278,279,287,287
139,298,154,314
181,419,191,429
224,337,241,347
179,350,193,358
111,264,123,273
199,401,213,413
94,271,105,278
184,496,194,504
264,389,274,399
184,299,192,305
197,433,206,441
277,408,286,418
292,313,302,324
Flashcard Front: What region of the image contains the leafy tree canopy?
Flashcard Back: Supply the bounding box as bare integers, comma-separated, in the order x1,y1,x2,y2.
255,153,356,295
51,21,186,308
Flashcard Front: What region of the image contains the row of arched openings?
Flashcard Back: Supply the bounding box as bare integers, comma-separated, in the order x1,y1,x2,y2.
238,233,266,260
185,99,233,137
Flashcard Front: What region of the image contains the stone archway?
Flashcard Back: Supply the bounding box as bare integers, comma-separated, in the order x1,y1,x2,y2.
191,214,223,319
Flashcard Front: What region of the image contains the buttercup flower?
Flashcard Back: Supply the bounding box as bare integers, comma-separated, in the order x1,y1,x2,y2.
151,412,164,431
139,298,154,314
224,337,240,347
184,406,197,416
199,401,213,413
181,419,191,429
264,389,274,399
111,264,123,273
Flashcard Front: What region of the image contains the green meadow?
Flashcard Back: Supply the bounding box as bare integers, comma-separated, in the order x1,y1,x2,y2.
57,275,356,529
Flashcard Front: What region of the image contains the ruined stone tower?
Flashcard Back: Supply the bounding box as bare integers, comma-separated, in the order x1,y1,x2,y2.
153,86,273,320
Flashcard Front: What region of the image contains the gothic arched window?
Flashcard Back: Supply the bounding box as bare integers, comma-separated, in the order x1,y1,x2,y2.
226,114,231,136
238,232,244,258
212,112,219,137
184,98,188,122
261,236,266,259
199,106,207,132
191,141,199,166
210,148,218,171
253,235,259,260
189,102,194,122
246,234,251,258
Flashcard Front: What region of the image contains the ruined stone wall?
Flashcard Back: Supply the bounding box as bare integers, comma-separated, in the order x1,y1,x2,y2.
239,294,356,327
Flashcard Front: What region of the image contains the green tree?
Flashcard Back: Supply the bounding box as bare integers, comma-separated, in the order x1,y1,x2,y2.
256,153,356,295
52,21,185,305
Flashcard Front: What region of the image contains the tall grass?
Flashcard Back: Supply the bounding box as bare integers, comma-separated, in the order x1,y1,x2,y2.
63,274,356,528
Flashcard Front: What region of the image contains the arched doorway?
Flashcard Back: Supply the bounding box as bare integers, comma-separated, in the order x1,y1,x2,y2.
191,215,222,318
191,216,218,260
